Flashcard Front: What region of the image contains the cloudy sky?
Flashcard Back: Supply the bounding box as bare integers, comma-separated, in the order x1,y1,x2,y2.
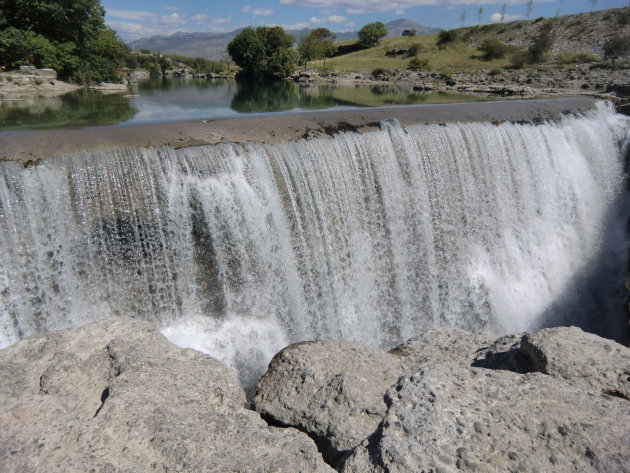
104,0,628,41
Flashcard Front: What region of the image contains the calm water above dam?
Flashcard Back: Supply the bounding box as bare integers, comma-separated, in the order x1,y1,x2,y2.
0,78,504,131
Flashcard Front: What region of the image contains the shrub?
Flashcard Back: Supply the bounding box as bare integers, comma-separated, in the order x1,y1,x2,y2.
371,67,387,78
510,51,530,69
437,30,459,49
488,68,503,76
407,57,432,71
555,51,600,64
603,35,630,69
439,70,453,80
529,21,554,63
406,44,422,57
479,39,513,60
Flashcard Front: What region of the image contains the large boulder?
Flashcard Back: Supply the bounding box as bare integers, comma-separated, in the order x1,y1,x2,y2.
520,326,630,400
253,328,494,465
0,317,334,473
342,363,630,473
254,340,406,465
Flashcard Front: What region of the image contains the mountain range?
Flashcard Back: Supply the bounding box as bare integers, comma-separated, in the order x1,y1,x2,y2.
129,19,441,60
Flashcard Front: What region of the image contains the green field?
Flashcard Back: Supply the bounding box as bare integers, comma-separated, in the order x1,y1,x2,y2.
312,35,513,74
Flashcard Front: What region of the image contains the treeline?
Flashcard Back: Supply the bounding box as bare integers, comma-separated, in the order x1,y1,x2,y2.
131,51,228,76
227,22,389,80
0,0,130,84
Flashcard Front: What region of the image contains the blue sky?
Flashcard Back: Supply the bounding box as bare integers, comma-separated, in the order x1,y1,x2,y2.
104,0,629,41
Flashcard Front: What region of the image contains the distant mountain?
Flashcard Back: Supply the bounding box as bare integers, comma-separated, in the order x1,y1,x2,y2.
383,19,441,37
129,19,440,60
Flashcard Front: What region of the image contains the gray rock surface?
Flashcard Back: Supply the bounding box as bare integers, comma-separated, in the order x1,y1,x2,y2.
342,363,630,473
253,328,494,465
520,326,630,400
0,316,334,473
254,340,406,465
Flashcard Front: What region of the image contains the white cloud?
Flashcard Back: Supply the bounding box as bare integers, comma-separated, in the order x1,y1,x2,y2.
241,5,251,12
253,7,274,16
328,14,346,22
489,12,524,22
191,14,210,22
309,14,346,23
272,21,311,29
211,17,232,24
105,8,156,21
157,12,187,26
280,0,554,14
161,6,180,11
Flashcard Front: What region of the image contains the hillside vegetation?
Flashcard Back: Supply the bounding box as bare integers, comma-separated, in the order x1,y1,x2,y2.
313,7,629,74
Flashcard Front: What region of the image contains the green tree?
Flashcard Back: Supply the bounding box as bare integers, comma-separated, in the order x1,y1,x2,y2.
228,26,297,79
0,0,130,84
603,35,630,70
297,28,337,69
358,22,387,48
0,0,105,48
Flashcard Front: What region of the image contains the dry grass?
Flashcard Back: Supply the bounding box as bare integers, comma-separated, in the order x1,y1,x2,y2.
311,35,513,73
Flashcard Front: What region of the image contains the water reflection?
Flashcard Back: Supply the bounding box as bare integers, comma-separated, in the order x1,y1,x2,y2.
0,88,136,130
0,78,501,131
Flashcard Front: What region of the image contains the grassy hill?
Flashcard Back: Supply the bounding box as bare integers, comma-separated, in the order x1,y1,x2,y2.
313,35,511,73
313,7,629,74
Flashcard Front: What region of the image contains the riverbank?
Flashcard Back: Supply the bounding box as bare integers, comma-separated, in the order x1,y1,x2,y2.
290,62,630,110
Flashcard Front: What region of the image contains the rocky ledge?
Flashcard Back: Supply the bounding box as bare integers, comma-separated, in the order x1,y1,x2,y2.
1,318,629,473
0,67,81,99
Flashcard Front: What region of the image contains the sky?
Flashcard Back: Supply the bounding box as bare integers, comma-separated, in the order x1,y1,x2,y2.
103,0,629,41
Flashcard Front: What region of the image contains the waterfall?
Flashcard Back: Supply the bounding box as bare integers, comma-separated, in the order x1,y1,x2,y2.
1,102,628,386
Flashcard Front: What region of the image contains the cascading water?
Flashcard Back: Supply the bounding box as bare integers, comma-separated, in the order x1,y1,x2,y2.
1,102,628,387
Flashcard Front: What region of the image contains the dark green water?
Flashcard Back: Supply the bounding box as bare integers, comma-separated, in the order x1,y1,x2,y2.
0,78,502,131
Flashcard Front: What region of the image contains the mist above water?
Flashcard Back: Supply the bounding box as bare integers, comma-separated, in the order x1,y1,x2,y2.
0,102,628,385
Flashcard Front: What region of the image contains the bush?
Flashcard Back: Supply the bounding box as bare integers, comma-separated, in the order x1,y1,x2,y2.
437,30,459,48
510,51,530,69
555,51,600,64
603,35,630,69
371,67,387,78
479,39,513,60
405,44,424,57
407,57,432,71
439,70,453,80
529,21,554,63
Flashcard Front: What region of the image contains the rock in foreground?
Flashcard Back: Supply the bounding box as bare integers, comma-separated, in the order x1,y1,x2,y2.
0,317,333,473
255,326,630,472
342,364,630,473
254,329,494,464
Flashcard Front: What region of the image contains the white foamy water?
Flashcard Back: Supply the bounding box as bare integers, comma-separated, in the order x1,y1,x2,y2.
0,102,628,386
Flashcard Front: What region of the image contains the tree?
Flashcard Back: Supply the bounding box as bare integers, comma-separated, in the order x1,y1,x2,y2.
297,28,337,69
459,11,467,28
358,22,387,48
228,26,297,80
603,35,630,70
0,0,130,84
0,0,105,48
500,4,507,22
590,0,598,11
477,7,484,25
